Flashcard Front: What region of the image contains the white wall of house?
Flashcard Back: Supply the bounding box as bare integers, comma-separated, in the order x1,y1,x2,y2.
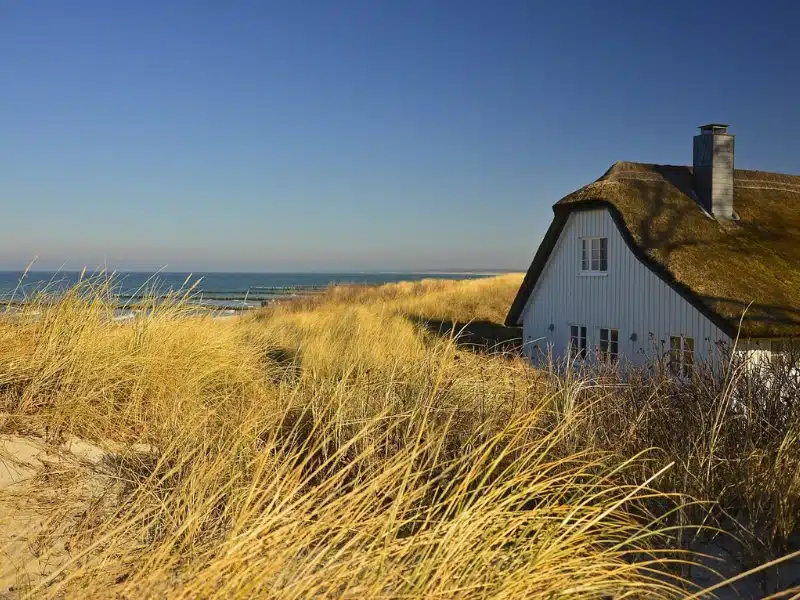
520,208,732,366
738,338,800,367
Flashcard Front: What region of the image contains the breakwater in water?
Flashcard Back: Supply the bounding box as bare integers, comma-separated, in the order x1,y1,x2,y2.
0,271,495,311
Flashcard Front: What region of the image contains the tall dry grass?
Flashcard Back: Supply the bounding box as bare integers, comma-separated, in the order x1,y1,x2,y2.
553,358,800,587
0,274,797,598
274,274,522,324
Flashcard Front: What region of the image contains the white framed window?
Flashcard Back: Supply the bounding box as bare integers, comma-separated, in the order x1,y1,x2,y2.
669,336,694,376
581,237,608,273
569,325,587,361
598,328,619,363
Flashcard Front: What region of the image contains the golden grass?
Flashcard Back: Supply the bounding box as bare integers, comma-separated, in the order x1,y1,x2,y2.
269,273,523,323
0,274,797,598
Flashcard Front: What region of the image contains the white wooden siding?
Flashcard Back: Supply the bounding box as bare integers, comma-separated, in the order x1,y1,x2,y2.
739,338,798,366
520,208,731,365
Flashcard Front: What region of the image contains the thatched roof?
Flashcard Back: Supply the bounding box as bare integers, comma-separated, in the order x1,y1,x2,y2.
506,162,800,338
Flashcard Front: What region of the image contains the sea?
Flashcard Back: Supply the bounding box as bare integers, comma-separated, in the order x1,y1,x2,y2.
0,271,495,311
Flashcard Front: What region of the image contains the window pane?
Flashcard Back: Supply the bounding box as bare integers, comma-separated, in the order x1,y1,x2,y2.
610,329,619,362
596,238,608,271
569,327,576,359
683,337,694,376
600,329,608,343
669,336,681,375
570,326,578,360
582,240,589,270
580,327,587,358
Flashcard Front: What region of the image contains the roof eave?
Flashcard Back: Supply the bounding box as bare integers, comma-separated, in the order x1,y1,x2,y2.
504,206,568,327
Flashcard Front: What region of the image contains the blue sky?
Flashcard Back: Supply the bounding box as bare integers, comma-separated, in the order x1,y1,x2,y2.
2,1,798,272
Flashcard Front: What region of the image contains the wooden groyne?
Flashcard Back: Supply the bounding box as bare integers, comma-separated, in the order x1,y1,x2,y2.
0,285,327,311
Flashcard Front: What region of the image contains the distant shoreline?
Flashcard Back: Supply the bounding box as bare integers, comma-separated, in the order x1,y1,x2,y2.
1,269,522,276
0,271,523,310
351,271,521,276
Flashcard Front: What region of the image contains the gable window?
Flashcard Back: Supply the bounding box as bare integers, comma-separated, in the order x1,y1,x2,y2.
569,325,587,361
669,336,694,376
598,328,619,363
581,238,608,273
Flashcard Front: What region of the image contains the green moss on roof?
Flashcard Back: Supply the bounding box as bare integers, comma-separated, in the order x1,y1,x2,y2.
556,162,800,337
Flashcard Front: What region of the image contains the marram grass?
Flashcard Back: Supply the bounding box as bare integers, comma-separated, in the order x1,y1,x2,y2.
0,274,796,598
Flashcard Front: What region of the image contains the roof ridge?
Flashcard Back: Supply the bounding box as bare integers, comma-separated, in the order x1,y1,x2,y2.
734,181,800,193
734,179,800,194
608,172,669,181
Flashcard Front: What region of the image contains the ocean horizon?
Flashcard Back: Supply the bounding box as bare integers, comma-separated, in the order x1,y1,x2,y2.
0,270,503,309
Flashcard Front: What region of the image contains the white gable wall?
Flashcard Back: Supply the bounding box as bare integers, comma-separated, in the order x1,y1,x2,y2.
520,208,731,365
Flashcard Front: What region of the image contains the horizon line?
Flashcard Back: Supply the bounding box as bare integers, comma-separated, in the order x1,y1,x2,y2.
0,267,524,275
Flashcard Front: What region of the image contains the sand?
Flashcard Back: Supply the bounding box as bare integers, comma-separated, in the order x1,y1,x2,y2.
0,435,119,597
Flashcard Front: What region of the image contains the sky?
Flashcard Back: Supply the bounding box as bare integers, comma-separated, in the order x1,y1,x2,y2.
1,1,799,272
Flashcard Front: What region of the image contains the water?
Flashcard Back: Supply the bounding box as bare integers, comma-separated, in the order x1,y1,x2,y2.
0,271,494,310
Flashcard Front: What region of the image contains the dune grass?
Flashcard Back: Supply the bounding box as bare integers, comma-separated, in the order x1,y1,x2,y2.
0,274,797,597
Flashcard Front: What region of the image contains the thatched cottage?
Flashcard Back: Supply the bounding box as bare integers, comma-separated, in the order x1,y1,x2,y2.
506,125,800,371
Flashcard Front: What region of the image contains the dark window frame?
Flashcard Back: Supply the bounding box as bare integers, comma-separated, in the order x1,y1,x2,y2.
599,327,619,363
569,325,587,361
669,335,695,376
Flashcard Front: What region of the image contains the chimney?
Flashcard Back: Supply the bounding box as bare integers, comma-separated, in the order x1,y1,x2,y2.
692,124,735,219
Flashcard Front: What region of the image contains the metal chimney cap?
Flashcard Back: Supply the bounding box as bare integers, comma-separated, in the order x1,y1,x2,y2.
698,123,730,134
